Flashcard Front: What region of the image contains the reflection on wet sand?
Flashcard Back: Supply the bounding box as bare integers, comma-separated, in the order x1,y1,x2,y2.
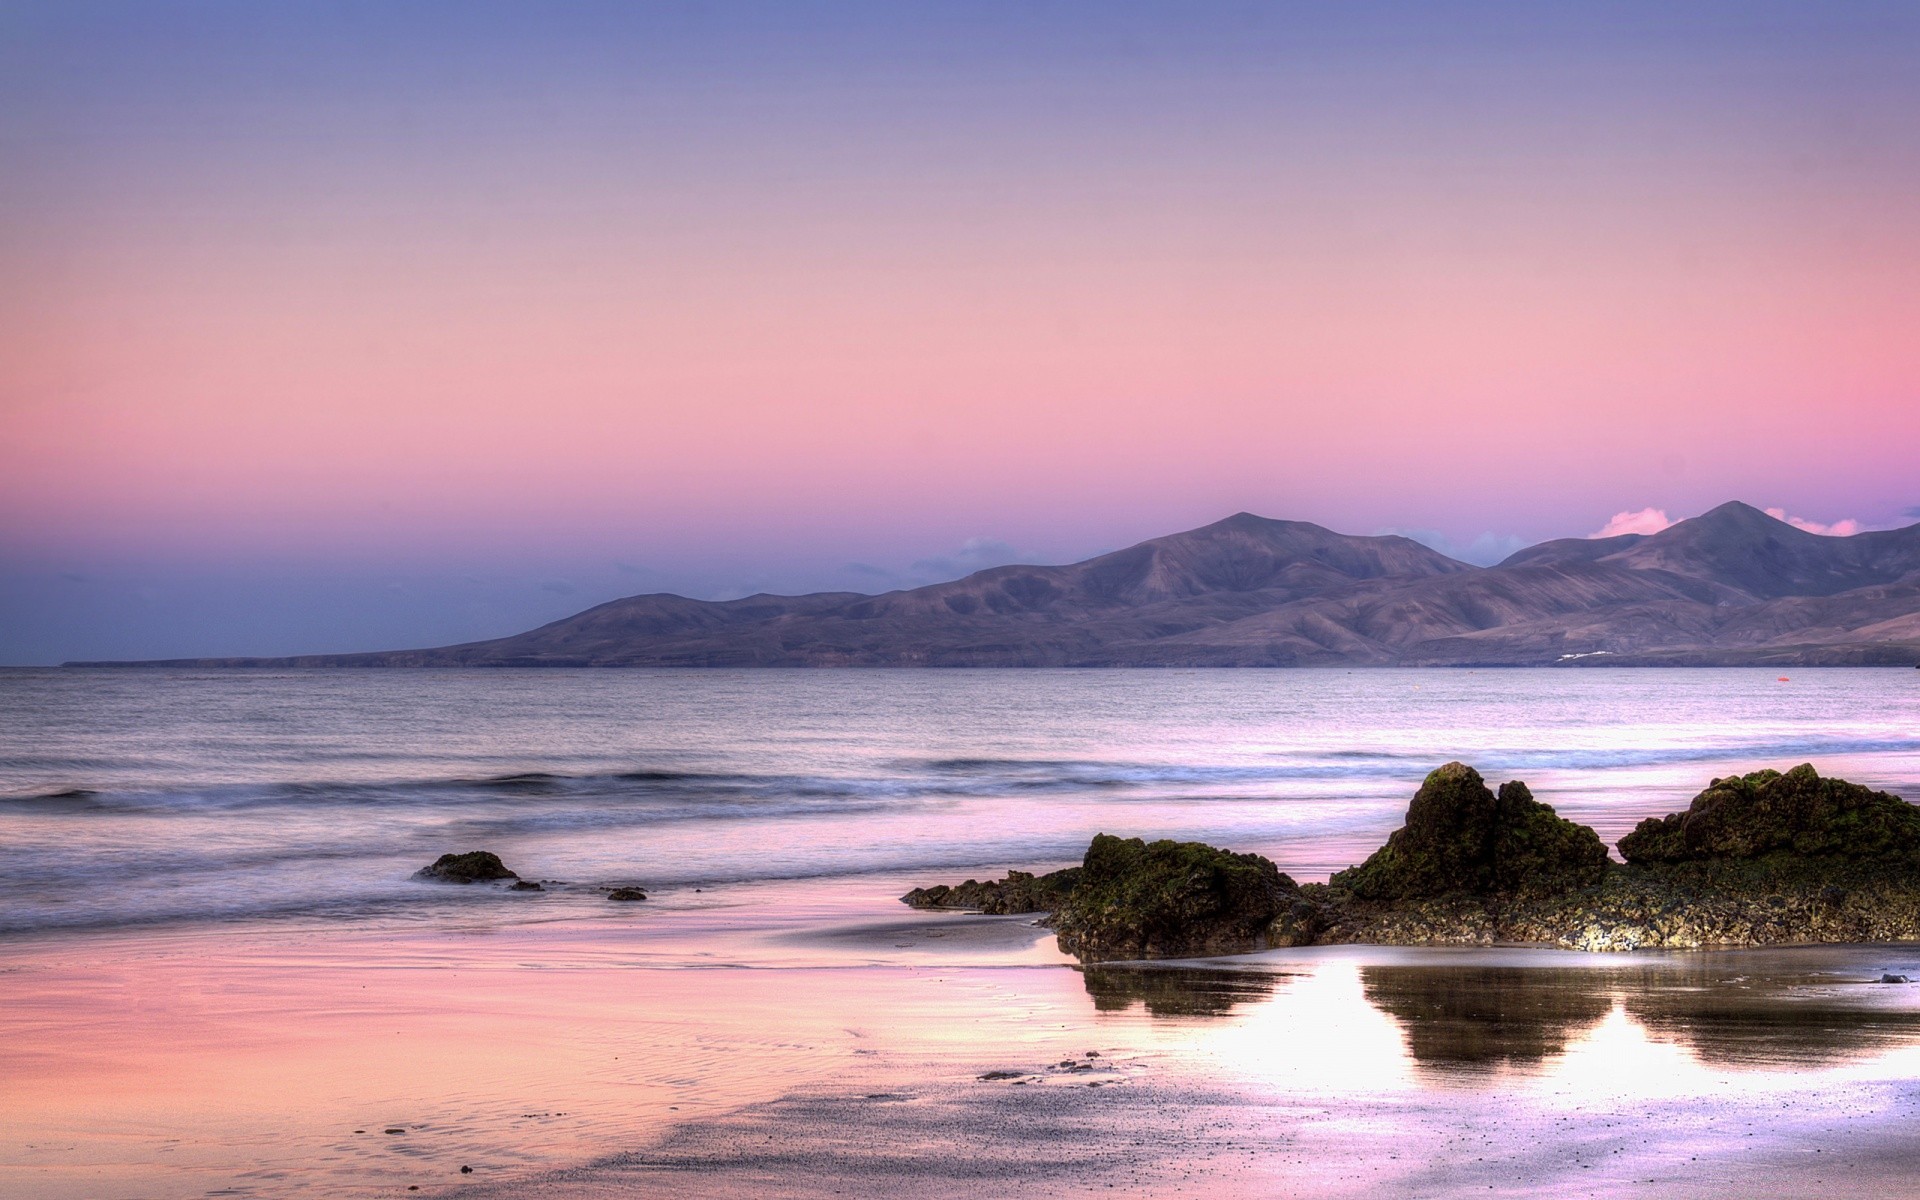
1078,965,1285,1017
1360,967,1613,1068
1620,968,1920,1067
1358,961,1920,1071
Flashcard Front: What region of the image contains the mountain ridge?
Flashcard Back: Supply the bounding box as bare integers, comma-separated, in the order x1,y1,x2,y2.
70,502,1920,668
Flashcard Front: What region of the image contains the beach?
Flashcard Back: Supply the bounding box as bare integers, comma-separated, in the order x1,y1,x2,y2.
5,668,1920,1196
12,888,1920,1198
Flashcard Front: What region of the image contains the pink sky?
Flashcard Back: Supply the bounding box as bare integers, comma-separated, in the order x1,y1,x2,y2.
8,167,1915,563
2,4,1917,659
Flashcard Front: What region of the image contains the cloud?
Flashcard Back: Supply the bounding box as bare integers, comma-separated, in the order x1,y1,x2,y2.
1591,508,1672,538
1763,508,1860,537
909,536,1024,581
1902,506,1920,520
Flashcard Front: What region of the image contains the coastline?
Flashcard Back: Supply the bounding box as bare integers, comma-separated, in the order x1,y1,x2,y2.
5,667,1918,1197
11,877,1920,1199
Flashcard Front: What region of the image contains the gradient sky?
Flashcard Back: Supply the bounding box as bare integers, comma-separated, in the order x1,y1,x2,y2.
3,2,1918,662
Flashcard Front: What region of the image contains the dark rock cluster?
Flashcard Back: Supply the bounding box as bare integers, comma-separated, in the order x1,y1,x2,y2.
1330,763,1610,901
1046,835,1312,962
901,867,1082,914
1618,763,1920,864
416,850,518,883
902,762,1920,960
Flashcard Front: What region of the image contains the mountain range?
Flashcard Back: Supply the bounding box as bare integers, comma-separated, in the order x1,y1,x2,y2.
80,502,1920,668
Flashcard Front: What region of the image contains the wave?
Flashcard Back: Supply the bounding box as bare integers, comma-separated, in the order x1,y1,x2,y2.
7,730,1918,817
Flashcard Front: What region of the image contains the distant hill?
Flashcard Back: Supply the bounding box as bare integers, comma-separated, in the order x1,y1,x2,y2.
73,502,1920,667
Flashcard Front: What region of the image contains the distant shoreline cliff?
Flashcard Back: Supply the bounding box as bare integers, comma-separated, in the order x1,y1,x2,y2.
69,502,1920,669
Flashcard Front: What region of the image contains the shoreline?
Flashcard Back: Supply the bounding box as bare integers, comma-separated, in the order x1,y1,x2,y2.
11,884,1920,1199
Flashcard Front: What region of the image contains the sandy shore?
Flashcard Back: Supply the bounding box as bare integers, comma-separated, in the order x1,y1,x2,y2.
9,875,1920,1198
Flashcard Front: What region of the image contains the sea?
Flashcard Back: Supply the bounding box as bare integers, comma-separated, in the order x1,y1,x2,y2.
2,667,1917,939
7,667,1920,1199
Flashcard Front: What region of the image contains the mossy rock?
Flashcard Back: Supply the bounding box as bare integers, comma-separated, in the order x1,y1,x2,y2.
1051,834,1299,962
1331,763,1610,902
901,867,1082,914
1618,764,1920,865
417,850,518,883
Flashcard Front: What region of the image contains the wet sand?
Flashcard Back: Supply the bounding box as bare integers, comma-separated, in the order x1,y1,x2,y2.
9,875,1920,1198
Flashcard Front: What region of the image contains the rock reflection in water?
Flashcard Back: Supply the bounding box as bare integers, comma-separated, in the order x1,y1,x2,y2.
1619,967,1920,1067
1080,965,1285,1017
1363,961,1920,1072
1361,967,1613,1068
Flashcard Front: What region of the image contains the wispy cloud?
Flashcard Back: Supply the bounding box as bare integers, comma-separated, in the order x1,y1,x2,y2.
1590,508,1673,538
1763,508,1860,536
909,536,1024,582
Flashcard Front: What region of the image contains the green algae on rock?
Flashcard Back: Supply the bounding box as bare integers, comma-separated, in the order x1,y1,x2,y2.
1618,763,1920,864
1049,834,1309,963
900,867,1082,914
1319,764,1920,952
1330,762,1611,902
897,764,1920,959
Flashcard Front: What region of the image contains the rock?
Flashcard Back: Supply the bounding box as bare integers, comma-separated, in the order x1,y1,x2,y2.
1883,974,1910,984
1050,834,1300,962
1331,763,1611,901
607,887,648,902
1618,764,1920,865
416,851,518,883
900,867,1081,914
508,880,544,892
914,766,1920,961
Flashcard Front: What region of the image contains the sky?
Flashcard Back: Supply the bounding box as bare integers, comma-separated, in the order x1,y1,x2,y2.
3,1,1918,662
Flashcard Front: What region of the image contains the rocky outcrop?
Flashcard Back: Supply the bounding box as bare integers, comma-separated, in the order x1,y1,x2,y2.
1050,835,1314,962
901,867,1082,914
1313,858,1920,952
417,851,518,883
1618,764,1920,864
1331,763,1611,901
899,765,1920,960
1320,764,1920,951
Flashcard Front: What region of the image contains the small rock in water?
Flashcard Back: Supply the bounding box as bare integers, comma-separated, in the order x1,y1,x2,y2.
1883,974,1910,984
508,880,544,892
384,1127,406,1135
460,1165,474,1173
607,887,648,902
416,851,518,883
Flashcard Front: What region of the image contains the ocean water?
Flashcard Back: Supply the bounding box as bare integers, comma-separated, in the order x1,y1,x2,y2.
2,667,1916,941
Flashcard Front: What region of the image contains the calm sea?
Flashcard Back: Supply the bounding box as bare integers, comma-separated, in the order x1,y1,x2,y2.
2,667,1916,939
